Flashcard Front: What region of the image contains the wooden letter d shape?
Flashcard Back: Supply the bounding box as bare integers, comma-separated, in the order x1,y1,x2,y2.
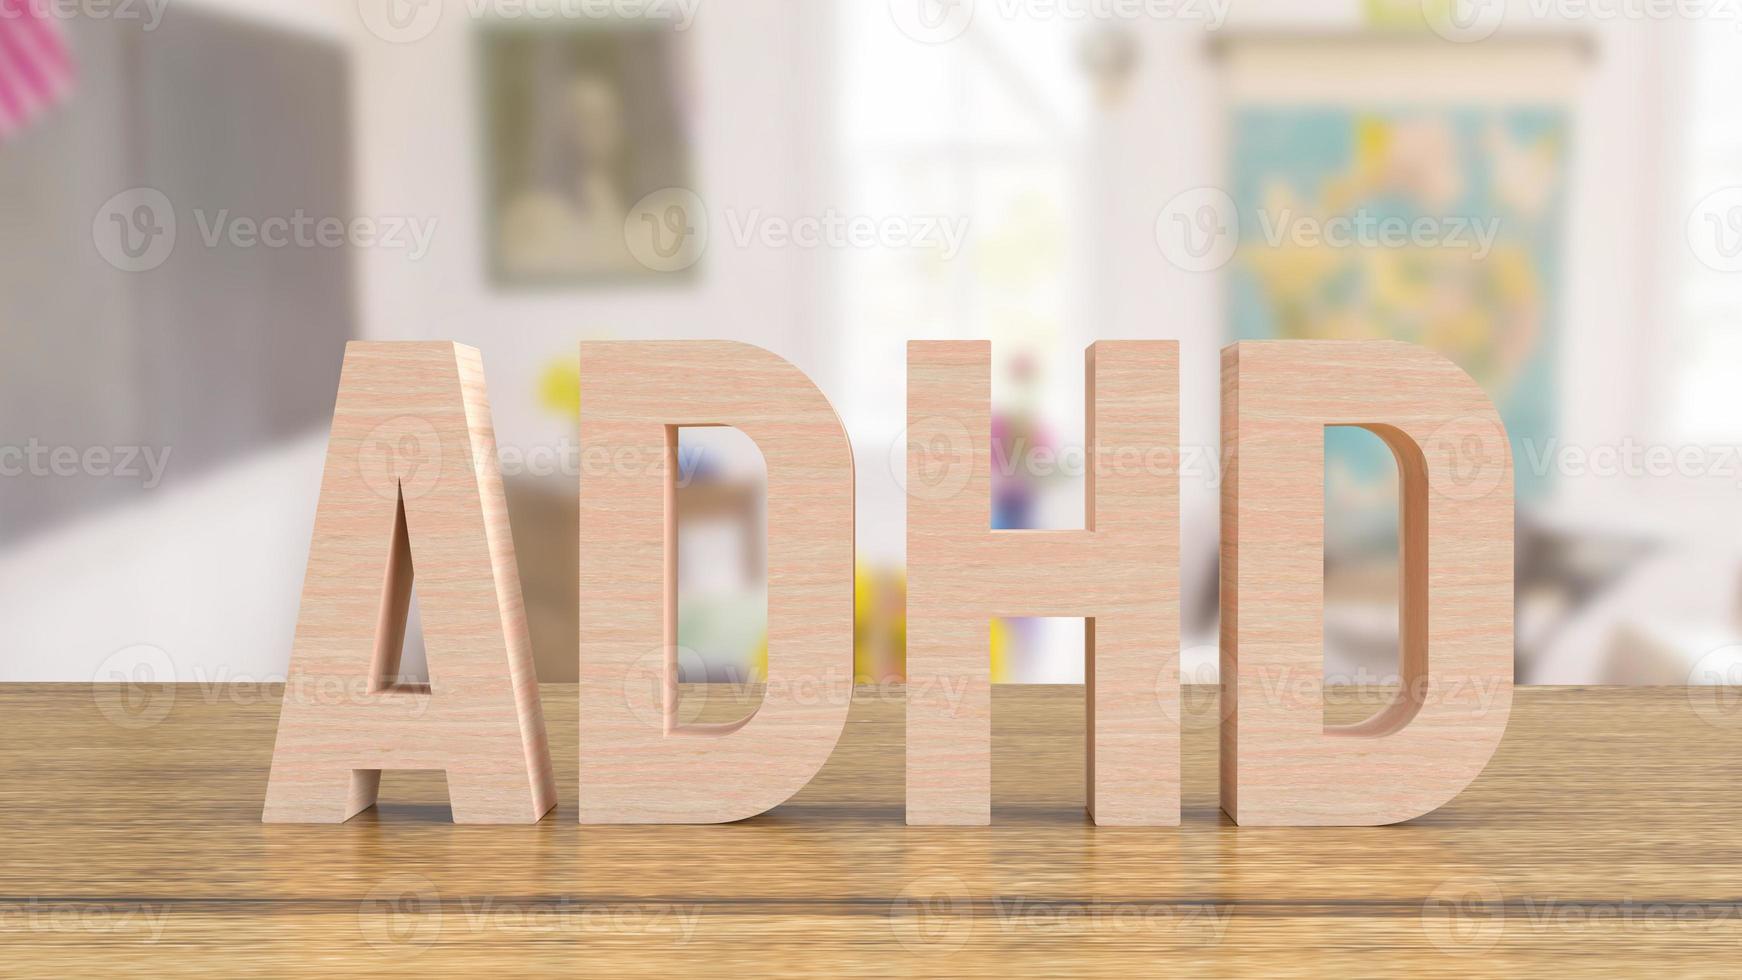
577,341,855,823
1220,341,1515,826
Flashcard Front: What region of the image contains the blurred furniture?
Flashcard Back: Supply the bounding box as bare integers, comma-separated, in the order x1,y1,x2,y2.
1537,547,1742,685
1515,514,1662,683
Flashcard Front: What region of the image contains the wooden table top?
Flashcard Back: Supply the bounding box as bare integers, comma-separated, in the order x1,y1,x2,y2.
2,682,1740,977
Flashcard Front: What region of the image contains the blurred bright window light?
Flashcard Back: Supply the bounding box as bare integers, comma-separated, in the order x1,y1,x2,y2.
836,3,1098,681
1672,19,1742,443
836,0,1092,533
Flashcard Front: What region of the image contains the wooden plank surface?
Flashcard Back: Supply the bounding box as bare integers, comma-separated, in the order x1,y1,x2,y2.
2,683,1740,976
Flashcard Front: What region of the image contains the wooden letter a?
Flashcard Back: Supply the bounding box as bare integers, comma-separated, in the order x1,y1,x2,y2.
264,342,556,824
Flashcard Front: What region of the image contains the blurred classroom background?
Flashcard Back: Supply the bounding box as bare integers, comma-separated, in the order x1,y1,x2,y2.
2,0,1741,690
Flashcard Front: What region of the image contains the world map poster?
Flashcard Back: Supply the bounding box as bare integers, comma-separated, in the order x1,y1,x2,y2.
1229,107,1570,532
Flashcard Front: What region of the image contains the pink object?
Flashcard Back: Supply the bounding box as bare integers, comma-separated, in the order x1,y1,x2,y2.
0,0,72,141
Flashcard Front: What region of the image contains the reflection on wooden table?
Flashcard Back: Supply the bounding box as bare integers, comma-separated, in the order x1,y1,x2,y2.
2,683,1739,975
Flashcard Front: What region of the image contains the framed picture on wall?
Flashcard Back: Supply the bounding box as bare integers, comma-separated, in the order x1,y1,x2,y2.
480,22,697,286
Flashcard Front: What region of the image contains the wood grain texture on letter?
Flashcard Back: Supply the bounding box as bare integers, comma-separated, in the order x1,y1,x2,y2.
1220,340,1514,826
577,341,854,823
264,342,556,824
906,341,1179,826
